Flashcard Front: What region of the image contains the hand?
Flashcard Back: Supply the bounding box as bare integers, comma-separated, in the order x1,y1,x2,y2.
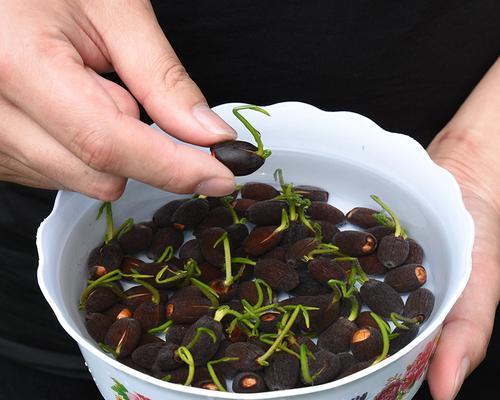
425,154,500,399
0,0,237,200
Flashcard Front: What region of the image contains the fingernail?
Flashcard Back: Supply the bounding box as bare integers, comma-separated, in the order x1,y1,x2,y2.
451,357,469,399
196,177,236,196
192,103,237,138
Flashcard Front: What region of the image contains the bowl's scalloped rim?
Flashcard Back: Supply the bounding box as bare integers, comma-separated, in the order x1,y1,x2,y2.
36,101,474,399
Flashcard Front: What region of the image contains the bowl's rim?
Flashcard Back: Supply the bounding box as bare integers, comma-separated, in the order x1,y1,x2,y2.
36,101,474,399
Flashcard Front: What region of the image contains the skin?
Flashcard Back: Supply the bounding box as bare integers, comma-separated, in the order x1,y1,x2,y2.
0,1,497,399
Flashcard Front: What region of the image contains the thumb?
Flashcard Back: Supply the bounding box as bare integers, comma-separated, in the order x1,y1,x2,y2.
88,1,236,145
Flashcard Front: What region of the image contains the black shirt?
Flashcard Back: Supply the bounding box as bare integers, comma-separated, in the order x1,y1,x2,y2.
0,0,499,376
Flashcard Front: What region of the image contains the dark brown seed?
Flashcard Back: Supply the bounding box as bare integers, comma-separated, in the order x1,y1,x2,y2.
296,293,341,333
346,207,381,228
260,245,288,262
404,288,435,323
104,304,133,320
120,256,145,277
404,238,425,264
118,223,153,255
332,230,377,256
199,227,226,266
285,237,319,268
164,324,190,345
388,323,420,355
293,185,329,202
313,220,340,243
197,261,224,284
211,140,264,176
280,220,315,247
131,342,166,369
246,200,288,226
302,350,341,385
336,360,372,379
178,239,204,264
259,312,282,333
170,285,202,300
134,300,165,333
195,379,225,391
152,341,182,371
237,281,261,306
233,198,257,218
339,292,362,319
225,342,265,371
85,286,120,313
210,280,238,303
170,197,210,231
152,198,188,228
104,318,142,359
123,286,168,311
193,206,233,237
120,356,151,375
212,340,238,379
358,253,389,275
241,182,280,200
308,256,347,287
85,313,113,342
181,315,223,366
87,241,123,276
288,336,319,354
243,226,283,257
360,279,404,318
139,333,164,346
165,296,212,324
384,264,427,292
254,258,300,292
226,223,249,248
318,317,358,353
233,371,267,393
306,202,345,225
147,227,184,260
264,352,299,390
377,235,410,269
355,311,381,332
290,268,330,296
337,352,357,375
351,326,383,362
366,225,395,241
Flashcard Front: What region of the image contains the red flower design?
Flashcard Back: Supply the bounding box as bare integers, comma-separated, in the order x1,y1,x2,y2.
401,340,435,391
374,378,403,400
128,393,151,400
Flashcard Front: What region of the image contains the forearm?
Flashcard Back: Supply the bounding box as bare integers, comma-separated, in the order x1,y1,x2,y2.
427,57,500,212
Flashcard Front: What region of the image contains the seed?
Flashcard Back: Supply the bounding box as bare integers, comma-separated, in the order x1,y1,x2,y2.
246,200,288,226
339,292,362,319
260,245,288,262
337,352,357,376
139,333,164,346
288,336,319,354
119,356,150,375
165,296,212,324
181,315,223,366
85,286,120,313
360,279,404,318
170,197,210,231
366,225,394,241
209,279,238,303
211,140,265,176
104,304,133,320
280,220,314,247
254,258,300,292
195,380,225,391
206,190,239,210
404,238,424,264
120,256,145,277
226,223,249,249
285,237,319,268
87,241,123,277
404,288,435,323
241,182,280,200
290,268,330,296
211,340,238,379
351,326,383,362
259,312,282,333
118,223,153,255
308,256,347,287
346,207,381,228
123,286,168,311
264,352,299,390
197,261,224,284
297,293,341,333
147,227,184,260
85,313,113,343
104,317,142,359
152,198,188,228
318,317,358,353
293,185,329,202
313,219,340,243
377,235,410,268
199,227,226,266
355,311,381,332
237,281,259,306
358,253,388,275
178,239,204,264
332,230,377,256
152,341,182,371
233,371,267,393
164,324,190,345
131,342,166,370
388,322,420,355
302,350,341,385
233,198,257,218
336,360,372,379
170,285,202,300
306,202,345,225
243,226,283,257
134,300,165,333
193,206,233,237
384,264,427,292
225,342,265,371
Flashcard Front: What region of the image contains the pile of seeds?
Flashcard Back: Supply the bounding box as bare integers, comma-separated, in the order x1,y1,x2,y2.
81,171,435,393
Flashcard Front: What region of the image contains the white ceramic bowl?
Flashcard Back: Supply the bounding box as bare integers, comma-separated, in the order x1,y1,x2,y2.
37,102,474,400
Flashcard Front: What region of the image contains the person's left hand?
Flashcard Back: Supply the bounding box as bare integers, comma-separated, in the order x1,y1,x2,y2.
425,152,500,399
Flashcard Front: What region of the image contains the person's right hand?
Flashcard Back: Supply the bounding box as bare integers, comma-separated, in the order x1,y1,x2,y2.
0,0,237,200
